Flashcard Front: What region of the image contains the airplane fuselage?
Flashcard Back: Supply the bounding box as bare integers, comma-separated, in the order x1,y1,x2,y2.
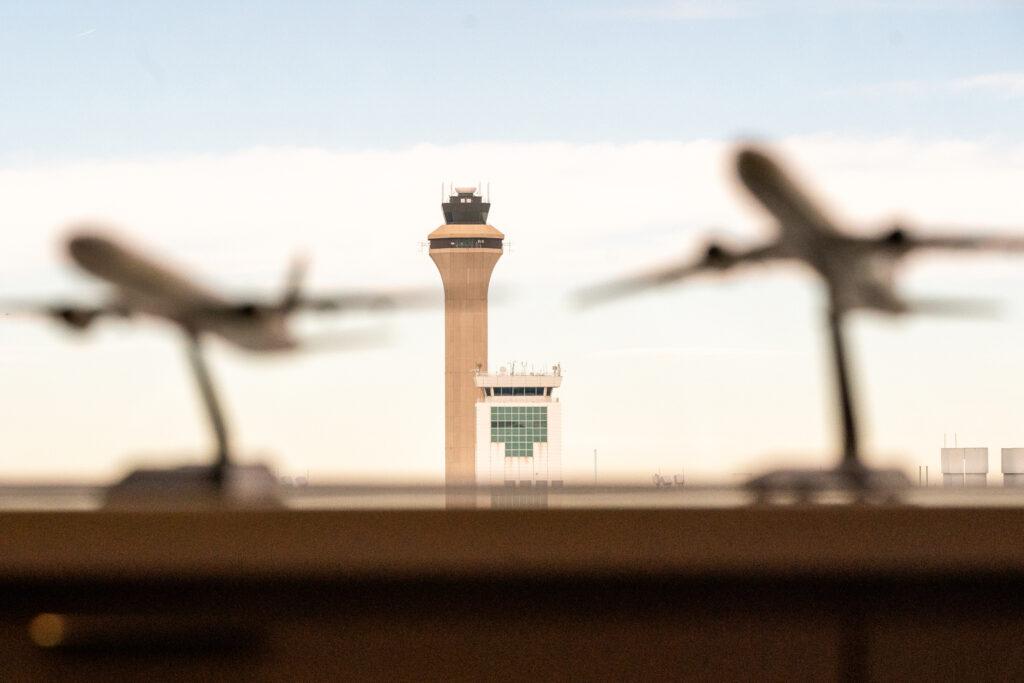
67,234,297,351
737,149,906,313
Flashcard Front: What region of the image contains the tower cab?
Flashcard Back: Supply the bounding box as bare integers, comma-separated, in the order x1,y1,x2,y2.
442,186,490,224
428,186,504,250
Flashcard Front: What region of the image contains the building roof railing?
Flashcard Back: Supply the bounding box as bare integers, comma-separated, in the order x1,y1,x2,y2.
474,365,563,389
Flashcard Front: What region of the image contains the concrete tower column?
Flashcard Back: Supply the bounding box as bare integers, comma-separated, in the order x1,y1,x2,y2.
428,187,504,496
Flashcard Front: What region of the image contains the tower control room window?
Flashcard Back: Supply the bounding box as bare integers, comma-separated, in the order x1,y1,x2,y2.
490,387,545,396
490,406,548,457
429,238,503,250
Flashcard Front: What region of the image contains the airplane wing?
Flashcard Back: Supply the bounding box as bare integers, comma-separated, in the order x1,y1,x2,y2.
576,241,784,307
0,300,126,329
298,326,390,351
880,228,1024,253
735,146,838,239
194,287,440,321
289,287,440,313
904,296,1000,317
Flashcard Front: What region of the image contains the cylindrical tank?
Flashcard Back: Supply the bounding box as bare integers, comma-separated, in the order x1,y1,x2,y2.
1001,448,1024,487
940,447,988,487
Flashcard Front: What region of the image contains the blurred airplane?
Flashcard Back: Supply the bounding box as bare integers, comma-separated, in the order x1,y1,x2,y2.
3,227,437,495
581,147,1024,314
18,230,435,349
580,144,1024,494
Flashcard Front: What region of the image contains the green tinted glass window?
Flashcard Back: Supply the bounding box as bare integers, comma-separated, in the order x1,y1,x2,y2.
489,406,548,457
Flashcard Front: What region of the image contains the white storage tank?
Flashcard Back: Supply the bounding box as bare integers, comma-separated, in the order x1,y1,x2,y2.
940,447,988,487
1001,448,1024,487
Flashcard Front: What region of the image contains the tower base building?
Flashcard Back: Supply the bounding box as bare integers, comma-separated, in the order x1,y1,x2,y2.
474,366,563,508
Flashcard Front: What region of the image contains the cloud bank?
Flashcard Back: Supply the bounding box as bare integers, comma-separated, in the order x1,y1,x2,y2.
3,135,1024,484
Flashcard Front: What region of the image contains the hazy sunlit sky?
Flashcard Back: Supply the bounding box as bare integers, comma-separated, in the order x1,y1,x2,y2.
2,1,1024,484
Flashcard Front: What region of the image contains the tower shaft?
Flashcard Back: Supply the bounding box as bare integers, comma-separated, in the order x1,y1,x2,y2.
431,249,501,487
427,186,504,495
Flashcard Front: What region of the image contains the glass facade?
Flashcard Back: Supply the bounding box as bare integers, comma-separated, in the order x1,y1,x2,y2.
489,387,547,396
490,406,548,457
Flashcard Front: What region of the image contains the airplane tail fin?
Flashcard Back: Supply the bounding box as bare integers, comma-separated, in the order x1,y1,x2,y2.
280,252,311,312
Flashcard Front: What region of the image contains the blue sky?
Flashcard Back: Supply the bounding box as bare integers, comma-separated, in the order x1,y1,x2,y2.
2,1,1023,161
3,1,1024,484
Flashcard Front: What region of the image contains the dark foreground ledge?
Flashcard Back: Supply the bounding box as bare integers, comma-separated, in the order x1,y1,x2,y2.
0,506,1022,581
1,506,1023,681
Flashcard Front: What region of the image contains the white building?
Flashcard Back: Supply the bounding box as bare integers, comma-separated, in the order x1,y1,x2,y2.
940,447,988,487
474,366,563,500
1002,448,1024,487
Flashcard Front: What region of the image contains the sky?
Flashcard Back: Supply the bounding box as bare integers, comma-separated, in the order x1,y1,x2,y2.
2,1,1024,484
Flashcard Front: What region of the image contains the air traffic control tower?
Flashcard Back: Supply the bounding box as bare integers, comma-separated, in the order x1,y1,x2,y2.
429,187,504,492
